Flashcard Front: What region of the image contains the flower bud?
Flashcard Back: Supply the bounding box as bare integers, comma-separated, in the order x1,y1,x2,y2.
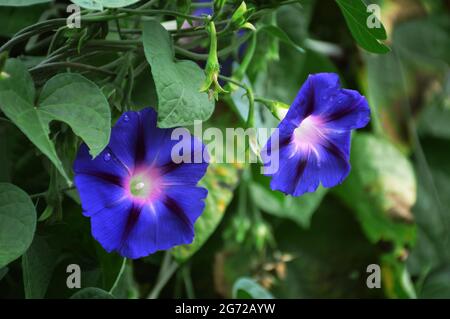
200,21,228,100
230,2,255,31
257,98,290,120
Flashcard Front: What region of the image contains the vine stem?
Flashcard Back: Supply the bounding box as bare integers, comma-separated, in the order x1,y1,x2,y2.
118,8,207,21
182,264,195,299
29,62,115,75
219,75,255,128
147,251,179,299
109,258,127,294
29,186,75,199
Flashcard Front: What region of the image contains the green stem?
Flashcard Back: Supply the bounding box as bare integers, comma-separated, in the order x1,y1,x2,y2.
14,18,67,36
114,18,124,40
118,8,208,21
218,75,255,127
29,62,115,75
218,75,245,88
245,84,255,128
109,258,127,294
182,264,195,299
191,2,213,8
232,32,256,82
147,252,179,299
29,186,75,199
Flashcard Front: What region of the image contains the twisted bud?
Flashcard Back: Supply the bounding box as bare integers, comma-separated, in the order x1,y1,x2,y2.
200,21,228,100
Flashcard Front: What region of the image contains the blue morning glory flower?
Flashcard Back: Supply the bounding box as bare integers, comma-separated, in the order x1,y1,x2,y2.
73,108,208,259
192,0,213,16
261,73,370,196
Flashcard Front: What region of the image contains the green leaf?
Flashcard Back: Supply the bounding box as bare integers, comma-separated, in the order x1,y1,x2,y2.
259,25,304,53
95,244,125,292
408,138,450,276
108,263,139,298
364,52,410,150
22,235,58,299
232,277,274,299
417,76,450,140
38,73,111,158
0,59,111,182
381,253,416,298
70,0,139,10
336,0,390,54
171,163,240,262
70,287,115,299
130,67,158,110
0,5,47,37
143,20,214,128
250,175,327,228
419,265,450,298
0,183,36,268
0,267,7,281
335,133,416,247
0,0,50,6
392,17,450,67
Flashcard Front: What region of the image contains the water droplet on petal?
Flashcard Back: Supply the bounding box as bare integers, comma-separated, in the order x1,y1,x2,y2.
123,114,130,122
103,152,111,161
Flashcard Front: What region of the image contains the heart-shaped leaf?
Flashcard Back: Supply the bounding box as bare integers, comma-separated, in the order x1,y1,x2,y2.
0,183,36,268
0,59,111,182
143,20,214,128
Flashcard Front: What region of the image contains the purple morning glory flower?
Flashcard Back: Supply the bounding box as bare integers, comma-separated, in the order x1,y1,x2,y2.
261,73,370,196
73,108,208,259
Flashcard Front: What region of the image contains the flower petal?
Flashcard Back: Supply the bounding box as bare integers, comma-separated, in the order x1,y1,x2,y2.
108,108,155,170
90,200,134,253
74,107,210,259
282,73,341,126
316,130,351,187
118,186,206,258
268,143,320,196
317,89,370,130
74,174,127,216
73,143,129,178
74,144,129,214
262,73,369,196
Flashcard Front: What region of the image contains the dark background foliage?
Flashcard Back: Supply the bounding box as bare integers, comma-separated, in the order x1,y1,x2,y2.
0,0,449,299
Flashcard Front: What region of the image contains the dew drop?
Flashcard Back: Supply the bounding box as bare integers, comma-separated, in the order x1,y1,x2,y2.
103,152,111,161
123,114,130,122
